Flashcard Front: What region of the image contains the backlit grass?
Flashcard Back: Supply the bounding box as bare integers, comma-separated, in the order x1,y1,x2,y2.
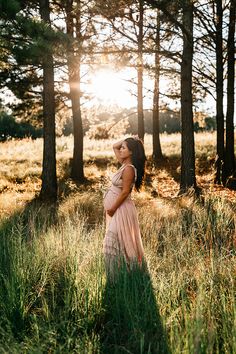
0,133,235,353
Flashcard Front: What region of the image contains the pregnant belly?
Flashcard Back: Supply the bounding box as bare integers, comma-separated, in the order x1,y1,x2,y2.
103,189,119,211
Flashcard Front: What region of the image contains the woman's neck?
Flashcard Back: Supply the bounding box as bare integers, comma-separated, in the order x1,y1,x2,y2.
122,157,132,165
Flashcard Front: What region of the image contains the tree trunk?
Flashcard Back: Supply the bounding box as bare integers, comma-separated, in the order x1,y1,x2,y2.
215,0,225,184
180,0,196,193
153,9,163,162
137,0,144,140
39,0,57,201
66,0,84,181
70,74,84,181
225,0,235,180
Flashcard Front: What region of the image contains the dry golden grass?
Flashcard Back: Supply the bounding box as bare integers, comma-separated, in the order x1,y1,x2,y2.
0,132,235,219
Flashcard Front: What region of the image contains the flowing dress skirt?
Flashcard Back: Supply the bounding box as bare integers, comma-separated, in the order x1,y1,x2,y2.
103,185,144,276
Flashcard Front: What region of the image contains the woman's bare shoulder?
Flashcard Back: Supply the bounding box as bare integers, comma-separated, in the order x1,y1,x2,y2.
122,165,135,179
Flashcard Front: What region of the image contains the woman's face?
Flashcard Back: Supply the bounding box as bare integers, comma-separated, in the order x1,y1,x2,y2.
120,141,132,160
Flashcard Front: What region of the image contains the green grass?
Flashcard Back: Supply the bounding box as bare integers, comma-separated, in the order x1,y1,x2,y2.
0,133,235,353
0,189,235,353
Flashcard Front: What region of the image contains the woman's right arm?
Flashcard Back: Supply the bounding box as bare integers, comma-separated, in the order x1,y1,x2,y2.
113,139,123,164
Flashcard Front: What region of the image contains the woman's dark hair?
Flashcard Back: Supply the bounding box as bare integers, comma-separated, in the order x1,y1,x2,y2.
125,137,146,192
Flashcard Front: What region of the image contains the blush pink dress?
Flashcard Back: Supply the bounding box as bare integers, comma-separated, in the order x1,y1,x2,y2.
103,164,144,274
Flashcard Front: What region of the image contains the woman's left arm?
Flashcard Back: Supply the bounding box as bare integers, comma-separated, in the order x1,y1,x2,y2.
107,166,134,217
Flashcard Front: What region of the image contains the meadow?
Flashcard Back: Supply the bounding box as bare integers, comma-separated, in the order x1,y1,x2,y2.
0,132,235,353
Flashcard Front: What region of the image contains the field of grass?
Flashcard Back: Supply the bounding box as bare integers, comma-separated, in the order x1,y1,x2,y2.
0,133,235,353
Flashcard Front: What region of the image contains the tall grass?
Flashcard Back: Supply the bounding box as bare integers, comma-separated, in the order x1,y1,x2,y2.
0,188,235,353
0,133,235,352
0,194,105,353
140,194,235,354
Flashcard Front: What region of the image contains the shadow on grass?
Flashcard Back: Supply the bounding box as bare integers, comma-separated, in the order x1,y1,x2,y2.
0,197,59,241
101,261,170,354
147,153,215,188
146,155,181,185
0,197,59,341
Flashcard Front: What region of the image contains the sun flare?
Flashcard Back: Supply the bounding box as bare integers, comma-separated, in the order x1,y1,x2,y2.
89,69,136,107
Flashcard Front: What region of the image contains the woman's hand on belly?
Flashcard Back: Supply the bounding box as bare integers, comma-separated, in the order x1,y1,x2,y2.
107,207,116,217
106,167,133,215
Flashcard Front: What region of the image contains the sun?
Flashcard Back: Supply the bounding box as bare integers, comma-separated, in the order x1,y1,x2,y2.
89,69,136,107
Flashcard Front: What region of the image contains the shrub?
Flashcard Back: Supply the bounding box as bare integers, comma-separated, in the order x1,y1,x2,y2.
0,112,43,141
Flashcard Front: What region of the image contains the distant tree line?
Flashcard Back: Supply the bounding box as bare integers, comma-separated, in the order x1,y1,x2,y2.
62,108,217,138
0,112,43,141
0,106,218,140
127,110,217,134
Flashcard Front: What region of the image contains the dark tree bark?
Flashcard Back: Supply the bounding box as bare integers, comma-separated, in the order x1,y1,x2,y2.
224,0,235,180
39,0,57,201
66,0,84,181
137,0,145,140
180,0,196,193
145,0,196,191
214,0,225,184
152,9,163,162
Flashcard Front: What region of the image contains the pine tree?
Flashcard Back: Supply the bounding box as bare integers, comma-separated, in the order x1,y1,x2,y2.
146,0,197,193
180,0,196,192
225,0,235,181
39,0,57,201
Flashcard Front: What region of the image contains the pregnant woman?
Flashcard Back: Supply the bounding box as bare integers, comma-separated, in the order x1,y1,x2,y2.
103,137,146,279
